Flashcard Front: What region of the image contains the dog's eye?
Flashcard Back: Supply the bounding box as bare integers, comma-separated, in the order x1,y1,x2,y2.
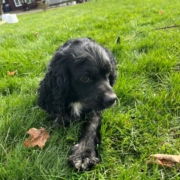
80,74,90,83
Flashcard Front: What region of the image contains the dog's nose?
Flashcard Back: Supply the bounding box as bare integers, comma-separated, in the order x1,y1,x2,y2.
104,94,117,107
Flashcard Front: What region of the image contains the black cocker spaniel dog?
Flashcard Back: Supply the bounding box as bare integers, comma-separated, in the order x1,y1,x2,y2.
38,38,117,171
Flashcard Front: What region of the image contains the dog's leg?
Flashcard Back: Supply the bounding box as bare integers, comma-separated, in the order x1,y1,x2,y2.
68,110,101,171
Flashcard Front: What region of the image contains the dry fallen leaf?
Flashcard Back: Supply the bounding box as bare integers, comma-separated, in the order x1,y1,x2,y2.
147,154,180,168
34,32,39,36
159,10,165,15
24,127,50,149
7,70,17,76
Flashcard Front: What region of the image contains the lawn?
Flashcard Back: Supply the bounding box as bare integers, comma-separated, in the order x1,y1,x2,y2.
0,0,180,179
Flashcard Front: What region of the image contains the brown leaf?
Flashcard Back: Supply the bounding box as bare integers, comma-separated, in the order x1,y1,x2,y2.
7,70,17,76
34,32,39,36
147,154,180,168
159,10,165,15
24,127,50,149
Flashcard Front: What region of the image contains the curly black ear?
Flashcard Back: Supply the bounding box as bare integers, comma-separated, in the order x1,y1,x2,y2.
103,47,117,86
109,54,117,86
37,51,69,114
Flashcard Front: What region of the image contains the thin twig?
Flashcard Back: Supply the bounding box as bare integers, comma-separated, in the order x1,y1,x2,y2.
124,31,144,41
153,24,180,30
123,24,180,41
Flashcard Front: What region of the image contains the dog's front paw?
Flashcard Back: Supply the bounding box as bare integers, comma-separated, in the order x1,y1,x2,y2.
68,143,99,171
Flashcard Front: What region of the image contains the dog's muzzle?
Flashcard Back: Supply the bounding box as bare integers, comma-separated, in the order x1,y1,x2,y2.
103,93,117,108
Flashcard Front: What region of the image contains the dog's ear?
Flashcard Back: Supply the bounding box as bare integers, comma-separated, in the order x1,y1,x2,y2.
50,51,70,87
37,51,69,114
109,55,117,86
103,48,117,86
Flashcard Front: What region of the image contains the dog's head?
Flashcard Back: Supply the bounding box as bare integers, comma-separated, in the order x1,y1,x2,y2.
50,38,117,111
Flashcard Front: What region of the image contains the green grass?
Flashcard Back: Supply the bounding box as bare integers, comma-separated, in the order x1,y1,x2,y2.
0,0,180,179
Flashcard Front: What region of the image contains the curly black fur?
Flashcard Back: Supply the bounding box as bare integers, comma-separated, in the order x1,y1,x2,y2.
38,38,117,170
